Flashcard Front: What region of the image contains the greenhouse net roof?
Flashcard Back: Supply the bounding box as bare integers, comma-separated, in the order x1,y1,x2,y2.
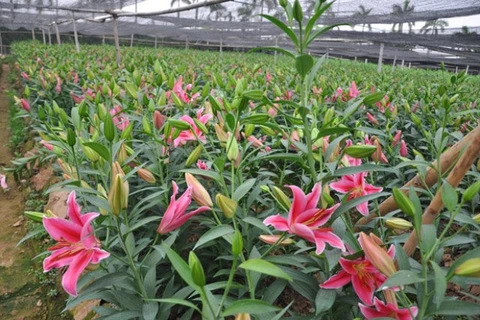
1,0,479,72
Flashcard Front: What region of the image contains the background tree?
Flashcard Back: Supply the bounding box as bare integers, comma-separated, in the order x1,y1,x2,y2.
421,19,448,36
353,5,373,32
391,0,415,34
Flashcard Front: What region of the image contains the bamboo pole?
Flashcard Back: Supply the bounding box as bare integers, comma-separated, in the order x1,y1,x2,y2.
0,31,3,54
130,34,134,47
355,126,480,230
113,16,121,66
403,131,480,256
54,22,61,45
274,37,278,64
377,43,384,73
154,35,157,48
48,28,52,45
72,13,80,53
42,29,46,44
32,28,35,41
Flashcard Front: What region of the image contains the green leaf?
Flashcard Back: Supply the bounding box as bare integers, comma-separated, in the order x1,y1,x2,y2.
193,225,234,250
83,142,111,162
306,54,326,89
222,299,280,316
180,168,221,182
305,2,334,39
380,270,424,289
331,192,390,221
260,14,298,48
162,242,196,289
306,24,346,47
233,178,256,202
342,99,363,121
147,298,201,313
315,289,336,315
430,261,447,309
395,242,410,271
243,216,271,234
363,92,386,106
330,165,395,177
239,259,292,281
441,181,458,212
431,300,480,316
295,54,314,79
142,302,158,320
420,224,437,255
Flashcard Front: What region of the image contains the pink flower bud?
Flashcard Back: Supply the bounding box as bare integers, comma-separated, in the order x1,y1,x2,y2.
153,110,166,130
366,112,379,125
20,98,31,112
400,140,408,157
40,140,54,151
392,130,402,146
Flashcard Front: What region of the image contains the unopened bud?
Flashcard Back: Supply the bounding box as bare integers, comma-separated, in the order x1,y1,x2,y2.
188,251,206,287
153,110,166,130
186,173,212,207
259,235,293,246
455,258,480,277
227,133,239,161
272,186,291,210
463,180,480,202
385,218,413,230
216,194,237,219
137,168,156,184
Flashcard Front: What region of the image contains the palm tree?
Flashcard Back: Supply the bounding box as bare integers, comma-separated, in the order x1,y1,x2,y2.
170,0,192,18
420,19,448,36
353,5,373,32
237,3,255,22
208,3,227,21
455,26,477,36
391,0,415,34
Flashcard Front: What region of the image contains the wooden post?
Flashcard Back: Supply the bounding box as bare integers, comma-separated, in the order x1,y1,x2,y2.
48,28,52,45
365,58,368,63
42,29,46,44
220,37,223,56
408,62,411,69
354,56,357,61
72,13,80,53
274,37,278,64
326,50,329,59
455,66,458,73
130,34,134,47
466,65,469,75
102,35,105,44
113,16,121,66
154,35,157,48
32,28,35,41
401,59,405,67
54,22,61,45
393,55,397,66
377,43,384,73
185,37,189,50
0,31,3,54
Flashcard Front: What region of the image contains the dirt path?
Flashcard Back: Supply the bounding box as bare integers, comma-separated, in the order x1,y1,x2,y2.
0,64,43,319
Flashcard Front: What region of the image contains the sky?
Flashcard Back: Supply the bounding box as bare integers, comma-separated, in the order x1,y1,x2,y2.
124,0,480,31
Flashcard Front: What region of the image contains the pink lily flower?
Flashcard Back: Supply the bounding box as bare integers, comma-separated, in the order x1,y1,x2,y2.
157,181,210,234
330,170,383,216
349,81,360,98
359,297,418,320
321,242,395,305
109,105,130,131
168,76,200,104
172,108,212,147
366,112,379,126
392,130,402,147
263,183,345,254
43,191,110,296
196,160,209,170
400,140,408,157
70,92,84,104
0,174,7,190
20,98,31,112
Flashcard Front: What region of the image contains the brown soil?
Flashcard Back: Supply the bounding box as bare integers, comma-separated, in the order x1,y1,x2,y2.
0,64,71,320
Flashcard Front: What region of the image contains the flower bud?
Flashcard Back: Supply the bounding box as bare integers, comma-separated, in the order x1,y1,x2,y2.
227,133,239,162
104,113,115,142
142,115,152,135
455,258,480,277
359,232,396,277
272,186,291,210
370,136,383,163
186,173,212,207
214,124,228,143
186,144,203,167
259,235,293,246
385,218,413,230
244,124,255,137
324,107,335,125
67,128,76,147
232,229,243,256
216,194,237,219
463,180,480,203
108,162,129,215
279,0,288,8
137,168,156,184
392,130,402,147
473,213,480,224
24,211,45,223
392,188,416,217
97,184,109,215
344,145,377,159
235,313,251,320
153,110,166,130
20,98,31,112
188,251,206,287
292,0,303,22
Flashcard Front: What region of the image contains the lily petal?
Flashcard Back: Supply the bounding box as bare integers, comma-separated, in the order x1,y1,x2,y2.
62,250,94,296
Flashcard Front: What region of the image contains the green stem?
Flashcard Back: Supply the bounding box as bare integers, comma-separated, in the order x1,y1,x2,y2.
216,255,238,317
199,286,216,320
